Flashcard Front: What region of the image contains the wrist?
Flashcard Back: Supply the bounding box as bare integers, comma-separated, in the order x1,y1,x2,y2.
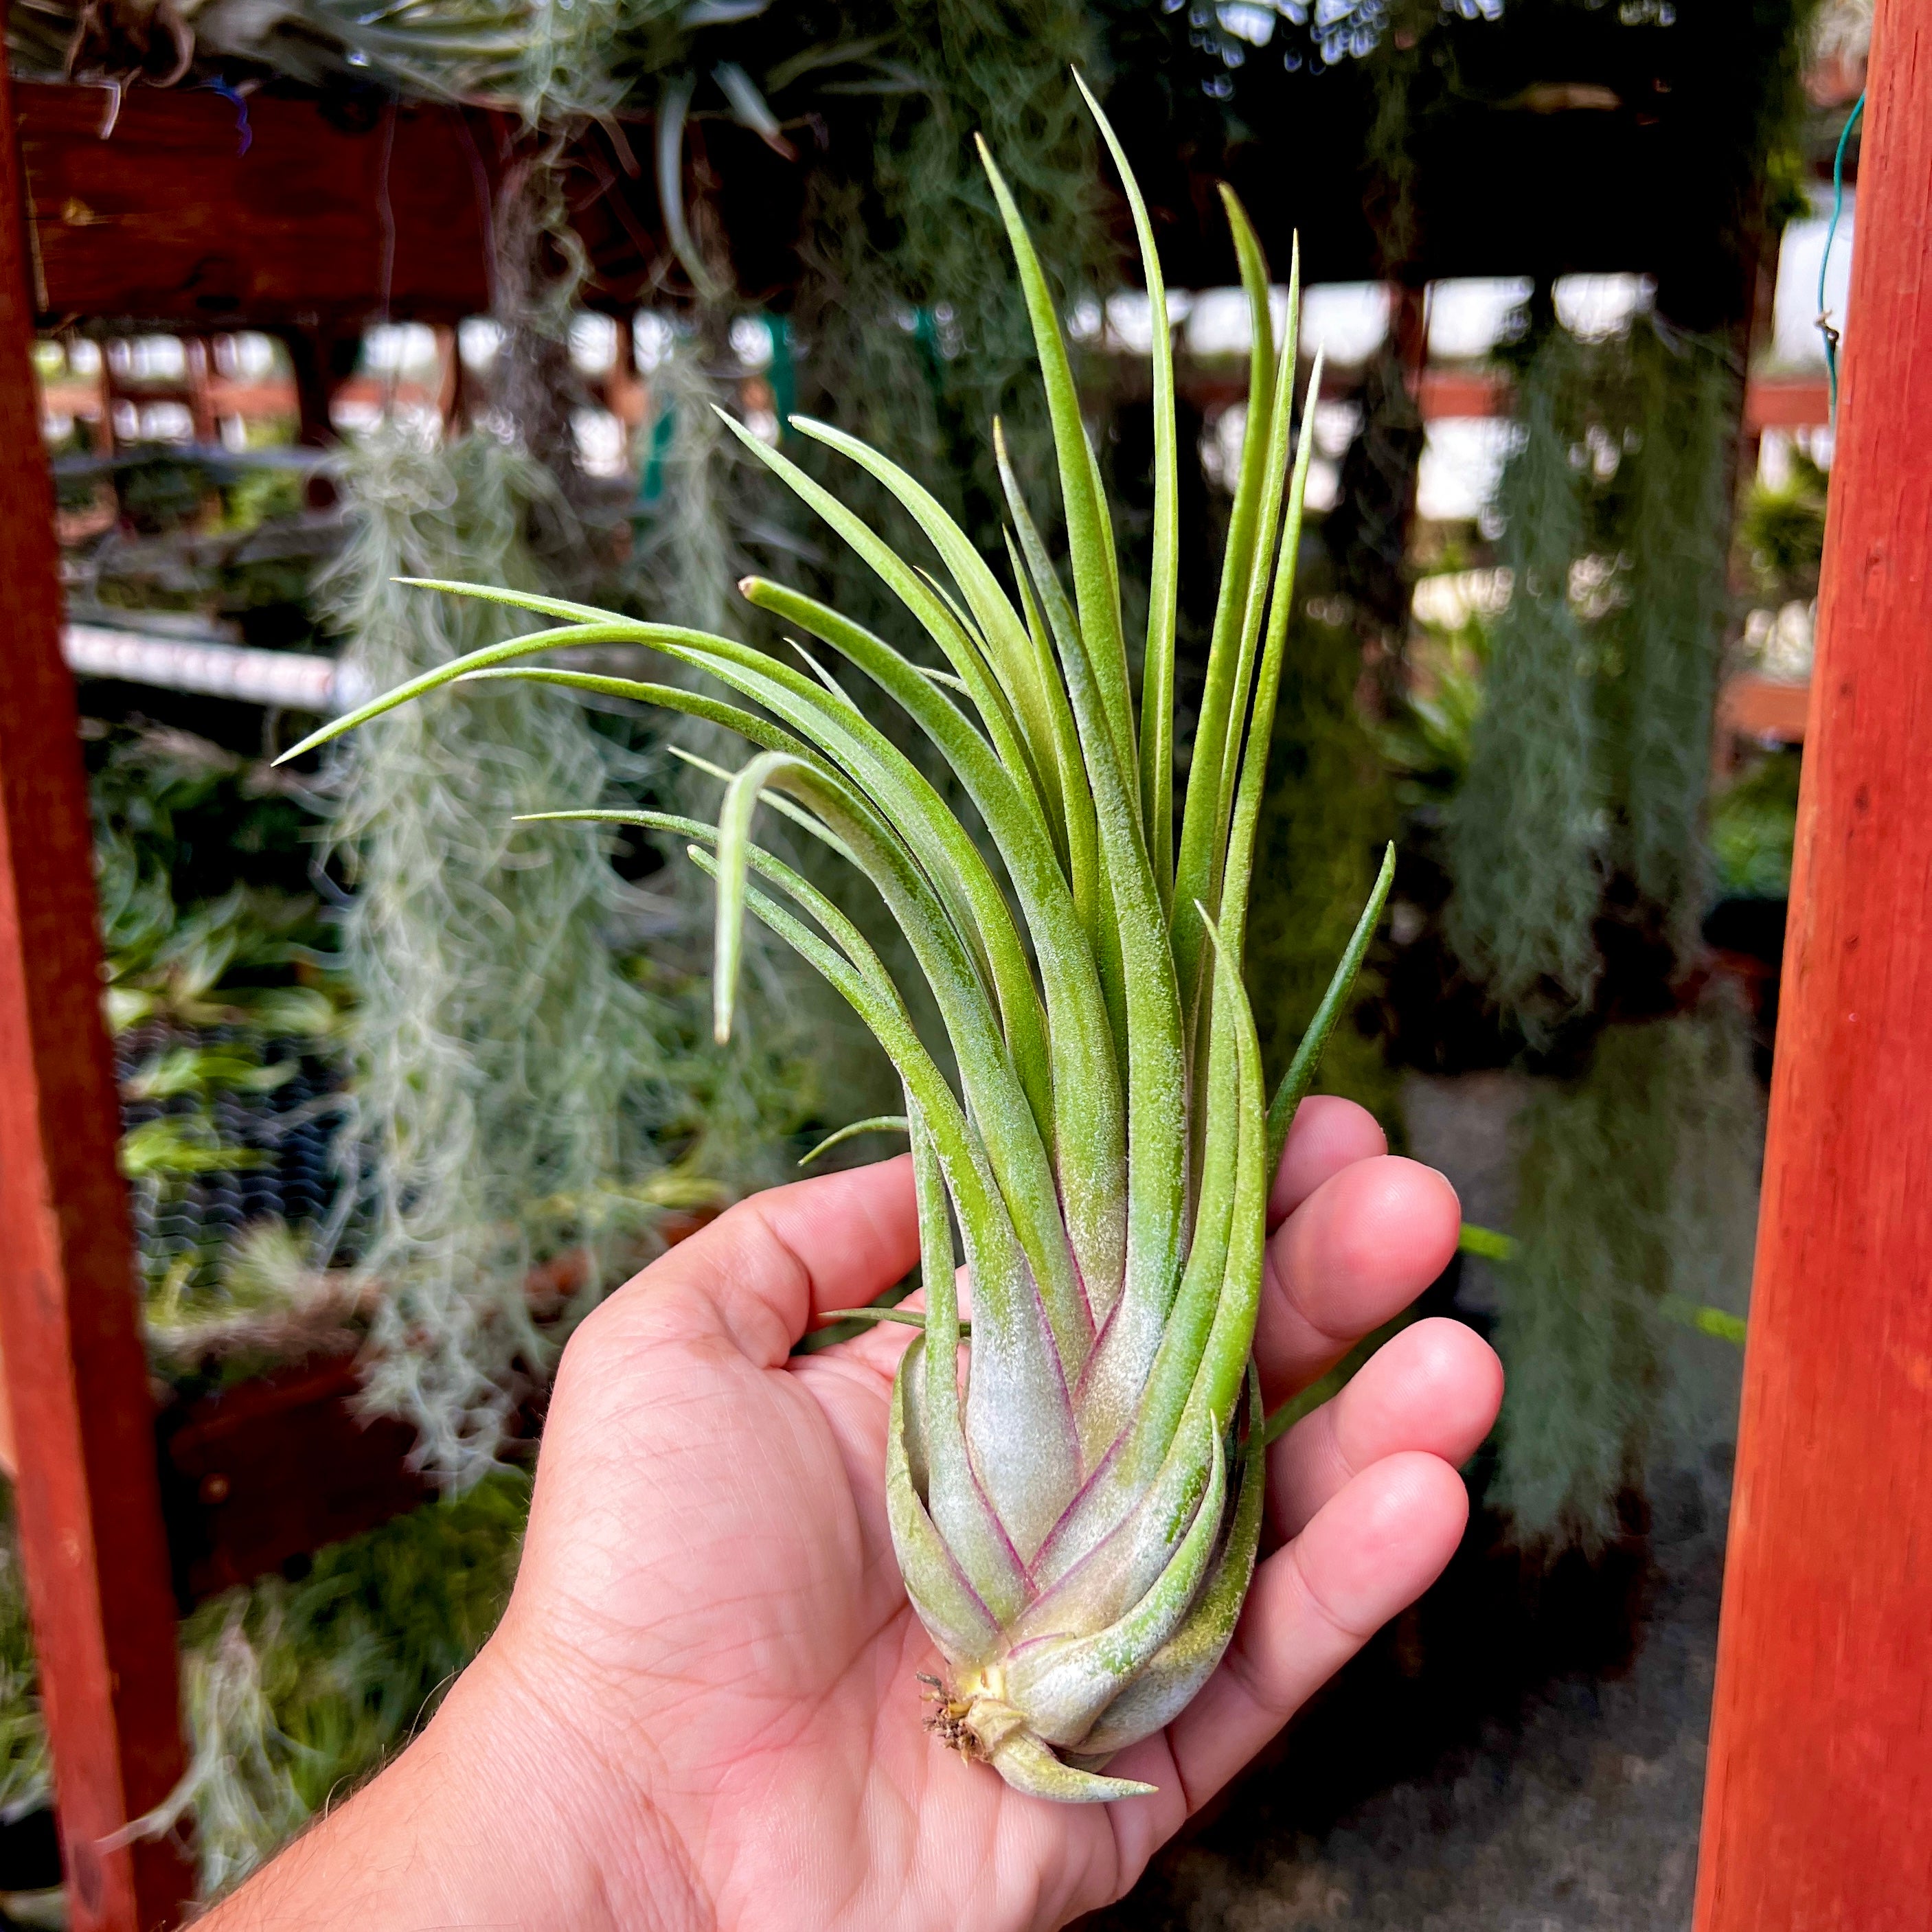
454,1627,714,1932
197,1632,707,1932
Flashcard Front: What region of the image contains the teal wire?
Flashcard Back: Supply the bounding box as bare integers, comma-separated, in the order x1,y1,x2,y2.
1819,91,1865,416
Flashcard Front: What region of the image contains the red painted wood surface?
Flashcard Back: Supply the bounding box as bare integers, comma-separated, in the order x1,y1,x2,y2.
1745,374,1832,431
158,1359,435,1606
0,41,192,1932
1694,5,1932,1926
12,80,794,327
1716,671,1810,747
19,81,495,323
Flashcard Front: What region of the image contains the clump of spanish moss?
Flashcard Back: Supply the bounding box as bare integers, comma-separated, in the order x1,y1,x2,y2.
1610,323,1737,954
1442,326,1604,1033
321,433,690,1482
630,337,765,642
1490,997,1761,1552
1444,316,1739,1036
794,0,1112,595
1439,306,1752,1549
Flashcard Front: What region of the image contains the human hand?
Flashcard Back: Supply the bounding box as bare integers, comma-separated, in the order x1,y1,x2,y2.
207,1098,1499,1932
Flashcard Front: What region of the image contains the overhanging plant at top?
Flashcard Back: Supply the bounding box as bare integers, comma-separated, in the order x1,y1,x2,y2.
282,78,1392,1803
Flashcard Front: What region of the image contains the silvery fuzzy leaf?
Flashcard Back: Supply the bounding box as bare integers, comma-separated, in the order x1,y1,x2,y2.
1072,1376,1268,1758
962,1285,1082,1562
886,1348,1001,1670
1003,1424,1227,1748
1012,1399,1217,1642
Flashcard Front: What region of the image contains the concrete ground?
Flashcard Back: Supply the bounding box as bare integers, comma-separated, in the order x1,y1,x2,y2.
1091,1457,1728,1932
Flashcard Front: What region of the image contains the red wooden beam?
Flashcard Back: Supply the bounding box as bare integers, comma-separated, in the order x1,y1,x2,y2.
1745,374,1832,431
20,81,496,323
13,79,736,326
158,1359,433,1606
1715,671,1810,747
0,39,192,1932
1694,5,1932,1927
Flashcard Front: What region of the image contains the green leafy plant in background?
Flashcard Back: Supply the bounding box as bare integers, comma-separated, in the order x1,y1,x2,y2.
85,726,357,1328
1738,448,1828,601
0,1475,530,1907
0,1503,49,1832
89,725,345,1032
168,1473,529,1897
1708,750,1800,902
284,91,1391,1801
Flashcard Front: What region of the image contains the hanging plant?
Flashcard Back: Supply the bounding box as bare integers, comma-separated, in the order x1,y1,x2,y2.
282,84,1390,1802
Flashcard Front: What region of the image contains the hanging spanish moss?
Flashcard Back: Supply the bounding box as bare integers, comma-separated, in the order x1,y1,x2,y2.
1489,997,1762,1552
1608,321,1738,954
1443,315,1738,1038
322,433,691,1482
630,339,755,640
486,146,598,526
1442,324,1604,1033
793,0,1112,611
1436,304,1753,1547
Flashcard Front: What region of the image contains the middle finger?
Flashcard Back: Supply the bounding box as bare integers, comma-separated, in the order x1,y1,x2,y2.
1253,1154,1461,1409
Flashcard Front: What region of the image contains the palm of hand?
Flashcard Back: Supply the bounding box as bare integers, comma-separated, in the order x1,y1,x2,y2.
484,1105,1500,1932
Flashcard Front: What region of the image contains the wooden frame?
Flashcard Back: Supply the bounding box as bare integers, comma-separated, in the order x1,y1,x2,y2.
1694,4,1932,1924
0,40,192,1932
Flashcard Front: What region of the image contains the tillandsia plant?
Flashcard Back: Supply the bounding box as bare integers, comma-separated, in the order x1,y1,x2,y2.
282,78,1392,1802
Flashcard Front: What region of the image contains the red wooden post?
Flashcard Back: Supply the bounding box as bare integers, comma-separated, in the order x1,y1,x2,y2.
0,36,194,1932
1694,5,1932,1927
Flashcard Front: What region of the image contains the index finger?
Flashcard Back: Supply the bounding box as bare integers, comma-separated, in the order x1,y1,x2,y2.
606,1154,920,1367
818,1098,1417,1387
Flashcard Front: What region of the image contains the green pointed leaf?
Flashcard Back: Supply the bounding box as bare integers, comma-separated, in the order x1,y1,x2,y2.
1075,70,1180,911
1003,1423,1226,1749
977,137,1139,799
1170,191,1282,1008
798,1115,911,1167
1073,1368,1266,1758
1265,841,1396,1173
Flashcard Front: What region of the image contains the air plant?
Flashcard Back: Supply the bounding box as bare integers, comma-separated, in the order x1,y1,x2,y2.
282,80,1391,1802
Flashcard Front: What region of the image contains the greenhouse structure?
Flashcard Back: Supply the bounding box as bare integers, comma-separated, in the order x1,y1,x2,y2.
0,0,1925,1925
